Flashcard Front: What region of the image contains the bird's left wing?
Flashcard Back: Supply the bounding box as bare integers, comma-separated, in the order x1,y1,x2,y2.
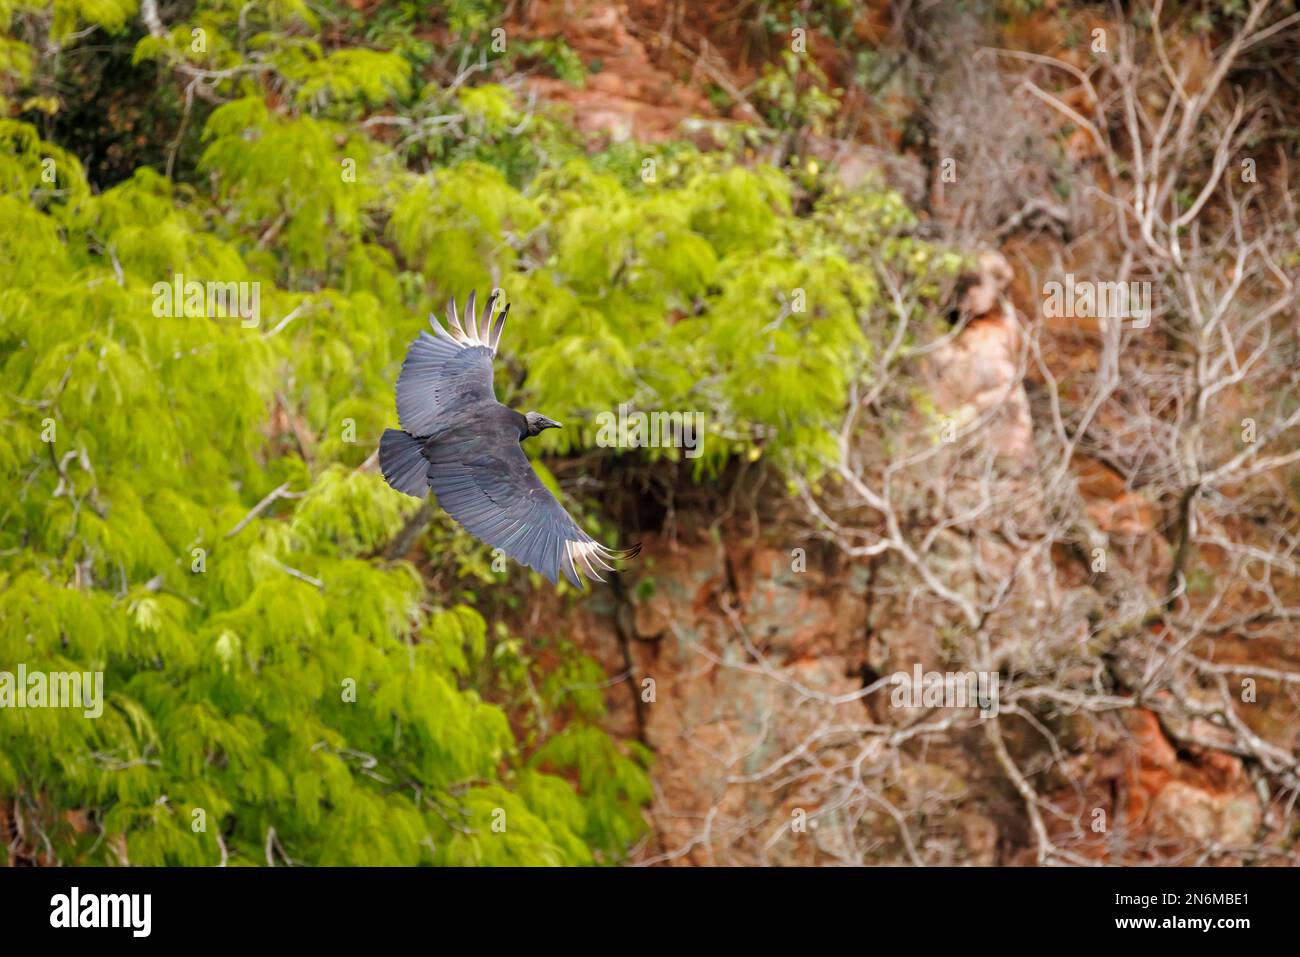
424,432,639,588
396,291,511,437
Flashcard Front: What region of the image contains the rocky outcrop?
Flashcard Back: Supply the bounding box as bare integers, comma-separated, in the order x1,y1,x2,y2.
517,1,713,143
924,251,1036,462
530,243,1285,866
543,525,1271,864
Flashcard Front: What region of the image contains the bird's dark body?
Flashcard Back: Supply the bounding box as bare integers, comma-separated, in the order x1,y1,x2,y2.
379,291,638,587
421,400,526,447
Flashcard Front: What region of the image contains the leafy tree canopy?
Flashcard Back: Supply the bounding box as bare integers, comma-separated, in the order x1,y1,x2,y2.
0,0,951,864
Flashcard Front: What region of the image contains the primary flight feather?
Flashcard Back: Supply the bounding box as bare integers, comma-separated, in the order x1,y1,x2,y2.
379,291,640,587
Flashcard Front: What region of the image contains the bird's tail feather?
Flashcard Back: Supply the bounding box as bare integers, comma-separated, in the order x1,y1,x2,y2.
379,429,429,498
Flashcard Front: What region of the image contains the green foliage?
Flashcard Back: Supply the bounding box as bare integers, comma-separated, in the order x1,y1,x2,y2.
379,145,950,473
0,117,648,866
751,0,859,41
752,52,842,135
513,37,588,86
278,46,413,113
0,0,951,866
0,0,137,111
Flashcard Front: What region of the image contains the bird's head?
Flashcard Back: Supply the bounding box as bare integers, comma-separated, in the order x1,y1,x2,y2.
524,411,563,437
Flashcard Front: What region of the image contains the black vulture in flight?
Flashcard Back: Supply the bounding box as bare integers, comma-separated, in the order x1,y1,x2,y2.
379,291,640,587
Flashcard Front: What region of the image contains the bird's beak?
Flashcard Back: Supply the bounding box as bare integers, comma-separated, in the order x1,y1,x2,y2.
541,417,563,431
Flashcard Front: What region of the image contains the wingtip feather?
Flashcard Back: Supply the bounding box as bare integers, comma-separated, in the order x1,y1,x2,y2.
445,297,467,340
464,290,479,343
490,303,510,352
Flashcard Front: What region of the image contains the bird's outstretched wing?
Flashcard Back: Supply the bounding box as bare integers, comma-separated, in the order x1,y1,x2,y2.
396,290,511,437
424,429,639,588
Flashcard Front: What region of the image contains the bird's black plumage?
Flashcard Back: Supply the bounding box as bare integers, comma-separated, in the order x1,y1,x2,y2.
380,291,639,587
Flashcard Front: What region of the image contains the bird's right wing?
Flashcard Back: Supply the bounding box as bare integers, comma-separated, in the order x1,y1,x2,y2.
423,431,639,588
396,291,511,437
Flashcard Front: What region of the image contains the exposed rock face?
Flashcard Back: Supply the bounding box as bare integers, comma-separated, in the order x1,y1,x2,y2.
1106,709,1261,853
924,252,1036,462
540,534,874,864
518,0,713,143
537,242,1279,865
960,250,1015,317
1152,783,1261,847
640,542,870,864
549,529,1268,865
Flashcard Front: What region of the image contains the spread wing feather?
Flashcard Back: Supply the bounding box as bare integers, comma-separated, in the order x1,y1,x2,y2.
423,432,639,588
395,292,504,437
